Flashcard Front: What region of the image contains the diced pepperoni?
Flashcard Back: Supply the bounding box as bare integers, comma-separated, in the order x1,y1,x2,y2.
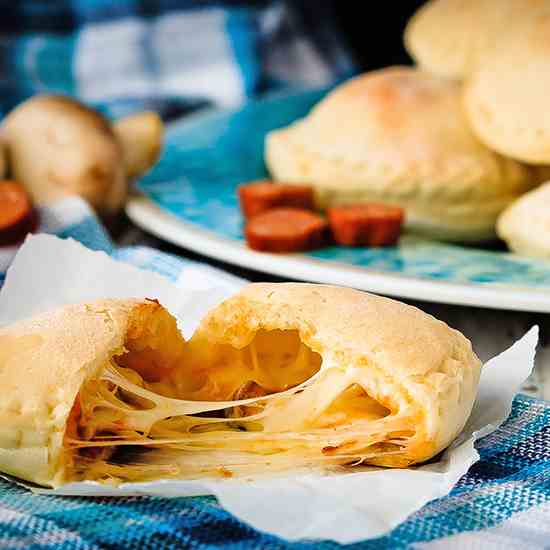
0,181,38,246
238,180,314,219
328,204,404,247
245,208,327,252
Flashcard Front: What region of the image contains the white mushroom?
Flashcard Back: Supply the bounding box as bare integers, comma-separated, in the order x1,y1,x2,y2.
2,95,163,215
113,111,163,179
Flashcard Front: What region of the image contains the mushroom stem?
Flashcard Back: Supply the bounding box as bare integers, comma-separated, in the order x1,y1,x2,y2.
113,112,163,179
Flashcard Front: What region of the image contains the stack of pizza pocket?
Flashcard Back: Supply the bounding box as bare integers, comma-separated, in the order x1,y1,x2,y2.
265,0,550,251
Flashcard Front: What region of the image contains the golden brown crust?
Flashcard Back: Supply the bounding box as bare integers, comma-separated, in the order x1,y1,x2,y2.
194,283,482,466
0,299,179,486
265,67,535,241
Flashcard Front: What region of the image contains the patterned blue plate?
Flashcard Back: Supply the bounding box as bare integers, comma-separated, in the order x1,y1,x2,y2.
129,89,550,312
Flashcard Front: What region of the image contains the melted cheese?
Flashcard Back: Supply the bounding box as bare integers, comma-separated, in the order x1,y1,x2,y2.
66,338,417,483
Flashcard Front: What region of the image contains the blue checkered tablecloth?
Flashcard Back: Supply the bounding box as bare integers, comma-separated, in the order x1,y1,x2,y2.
0,1,355,120
1,199,550,549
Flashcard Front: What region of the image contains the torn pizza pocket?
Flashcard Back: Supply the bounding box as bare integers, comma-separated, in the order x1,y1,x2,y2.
0,284,482,487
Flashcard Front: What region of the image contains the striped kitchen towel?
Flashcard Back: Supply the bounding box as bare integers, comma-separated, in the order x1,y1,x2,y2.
1,199,550,549
0,0,356,120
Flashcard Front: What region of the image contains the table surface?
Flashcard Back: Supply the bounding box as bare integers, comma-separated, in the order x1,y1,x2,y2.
116,217,550,401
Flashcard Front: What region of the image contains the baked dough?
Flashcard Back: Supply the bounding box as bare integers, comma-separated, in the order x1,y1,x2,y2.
404,0,549,80
0,285,482,487
497,181,550,257
0,299,185,487
192,283,482,468
265,67,535,241
464,11,550,164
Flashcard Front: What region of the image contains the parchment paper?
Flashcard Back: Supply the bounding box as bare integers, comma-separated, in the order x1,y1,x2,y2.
0,234,539,543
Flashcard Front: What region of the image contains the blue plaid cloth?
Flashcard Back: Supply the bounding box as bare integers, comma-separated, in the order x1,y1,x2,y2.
0,1,356,120
1,200,550,549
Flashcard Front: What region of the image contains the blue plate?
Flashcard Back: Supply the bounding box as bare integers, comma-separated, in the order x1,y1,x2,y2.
129,89,550,312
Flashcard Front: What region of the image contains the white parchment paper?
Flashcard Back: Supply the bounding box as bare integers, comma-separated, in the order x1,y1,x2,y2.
0,234,539,543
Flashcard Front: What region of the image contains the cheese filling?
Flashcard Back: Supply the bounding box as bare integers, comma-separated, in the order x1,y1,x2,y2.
64,330,417,482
